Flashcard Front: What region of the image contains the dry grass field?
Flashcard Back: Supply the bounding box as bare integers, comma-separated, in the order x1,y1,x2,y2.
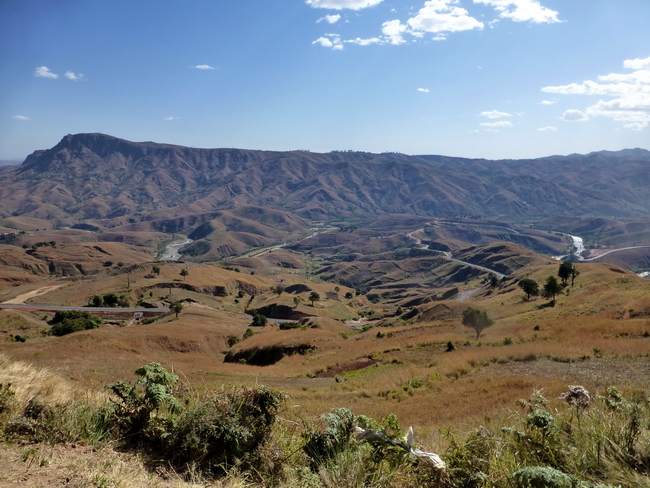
2,256,650,432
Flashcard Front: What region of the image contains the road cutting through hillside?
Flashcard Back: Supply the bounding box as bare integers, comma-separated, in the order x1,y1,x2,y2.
406,228,504,275
1,285,62,304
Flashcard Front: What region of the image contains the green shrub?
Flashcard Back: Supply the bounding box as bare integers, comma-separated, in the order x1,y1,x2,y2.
105,362,181,442
279,321,301,330
169,386,286,473
512,466,579,488
49,311,101,336
251,313,268,327
303,408,356,469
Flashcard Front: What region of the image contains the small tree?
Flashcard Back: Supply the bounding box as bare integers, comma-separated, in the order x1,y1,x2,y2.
251,313,268,327
293,296,302,309
570,265,580,286
518,278,539,301
558,261,573,286
152,265,161,276
462,306,494,340
488,273,499,288
309,291,320,307
542,275,563,303
180,268,189,281
171,301,184,318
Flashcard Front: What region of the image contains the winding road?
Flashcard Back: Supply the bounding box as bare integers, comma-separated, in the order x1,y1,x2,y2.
406,228,505,302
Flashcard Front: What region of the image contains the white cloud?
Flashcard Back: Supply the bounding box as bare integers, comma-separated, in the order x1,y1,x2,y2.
313,36,334,48
381,19,409,45
624,57,650,70
561,109,589,122
417,88,430,93
543,56,650,129
306,0,383,10
479,109,512,119
313,34,344,49
536,126,557,131
64,71,84,81
407,0,483,34
473,0,560,23
34,66,58,79
480,120,513,127
318,14,342,23
12,115,30,120
164,116,179,121
192,65,215,70
541,99,556,105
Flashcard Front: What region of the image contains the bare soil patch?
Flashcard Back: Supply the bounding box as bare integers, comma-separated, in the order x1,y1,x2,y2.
2,285,61,304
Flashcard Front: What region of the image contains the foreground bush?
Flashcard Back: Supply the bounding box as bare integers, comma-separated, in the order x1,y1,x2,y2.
105,362,286,474
2,358,650,487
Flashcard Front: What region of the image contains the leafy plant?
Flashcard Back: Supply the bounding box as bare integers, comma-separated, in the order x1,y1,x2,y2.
303,408,356,469
106,362,182,441
169,386,286,473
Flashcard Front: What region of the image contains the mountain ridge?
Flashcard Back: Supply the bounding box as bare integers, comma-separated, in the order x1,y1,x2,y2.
2,133,650,228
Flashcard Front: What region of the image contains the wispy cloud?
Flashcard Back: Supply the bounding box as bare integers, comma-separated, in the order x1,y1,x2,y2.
417,88,430,93
479,109,512,119
192,64,215,70
164,116,179,121
64,71,84,81
34,66,58,79
543,56,650,129
537,126,557,131
346,37,382,46
306,0,383,10
318,14,342,24
480,120,513,128
541,100,557,105
473,0,560,23
12,115,30,120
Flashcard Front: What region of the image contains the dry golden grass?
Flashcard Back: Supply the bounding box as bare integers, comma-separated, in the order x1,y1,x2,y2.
1,254,649,439
0,442,253,487
0,353,78,405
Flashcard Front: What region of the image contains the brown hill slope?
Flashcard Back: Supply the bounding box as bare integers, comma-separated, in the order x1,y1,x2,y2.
3,134,650,227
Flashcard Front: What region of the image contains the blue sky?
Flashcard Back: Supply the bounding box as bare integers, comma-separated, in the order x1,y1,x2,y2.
2,0,649,160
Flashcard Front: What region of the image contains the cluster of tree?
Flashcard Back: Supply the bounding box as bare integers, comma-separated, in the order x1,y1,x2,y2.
24,240,57,250
517,261,580,304
88,293,130,308
49,310,102,336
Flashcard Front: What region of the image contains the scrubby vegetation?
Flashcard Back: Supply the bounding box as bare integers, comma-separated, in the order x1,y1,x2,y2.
48,310,102,336
2,358,650,487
